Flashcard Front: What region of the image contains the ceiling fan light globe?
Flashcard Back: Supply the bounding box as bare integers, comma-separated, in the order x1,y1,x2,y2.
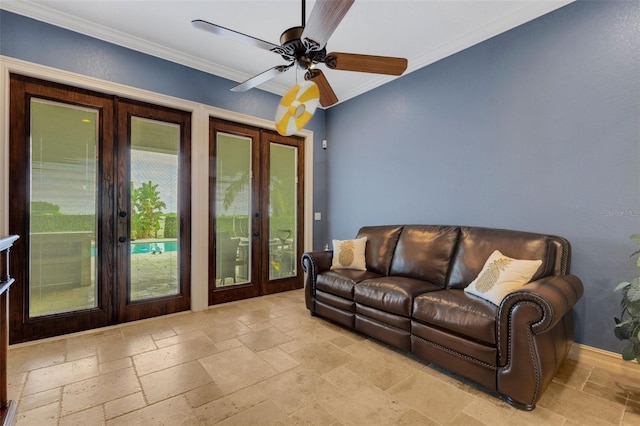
275,81,320,136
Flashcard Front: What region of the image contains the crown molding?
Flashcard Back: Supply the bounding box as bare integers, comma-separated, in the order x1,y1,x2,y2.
1,0,573,109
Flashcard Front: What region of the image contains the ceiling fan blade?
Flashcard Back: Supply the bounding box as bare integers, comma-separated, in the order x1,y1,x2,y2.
325,52,408,76
305,69,338,107
301,0,355,51
231,64,293,92
192,19,279,52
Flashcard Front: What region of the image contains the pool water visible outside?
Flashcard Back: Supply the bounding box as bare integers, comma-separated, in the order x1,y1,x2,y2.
131,240,177,254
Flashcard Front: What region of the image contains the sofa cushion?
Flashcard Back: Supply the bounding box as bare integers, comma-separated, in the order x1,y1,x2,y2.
331,237,367,270
412,289,498,345
316,269,381,300
355,277,441,317
389,225,460,288
464,250,542,305
447,227,556,290
356,225,404,276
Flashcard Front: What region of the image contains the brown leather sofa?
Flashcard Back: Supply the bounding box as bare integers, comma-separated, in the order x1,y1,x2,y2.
301,225,583,410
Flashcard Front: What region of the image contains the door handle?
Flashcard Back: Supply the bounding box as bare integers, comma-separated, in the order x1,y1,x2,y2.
119,211,127,218
118,236,127,243
253,232,260,237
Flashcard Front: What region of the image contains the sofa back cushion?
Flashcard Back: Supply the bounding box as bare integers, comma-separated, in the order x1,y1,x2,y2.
447,227,557,290
389,225,460,287
356,225,404,276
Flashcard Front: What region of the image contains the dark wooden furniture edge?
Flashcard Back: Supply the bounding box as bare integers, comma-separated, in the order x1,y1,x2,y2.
0,235,19,426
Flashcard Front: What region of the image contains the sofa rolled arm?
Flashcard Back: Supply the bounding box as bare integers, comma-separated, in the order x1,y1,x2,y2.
301,250,333,311
495,274,583,409
498,274,583,339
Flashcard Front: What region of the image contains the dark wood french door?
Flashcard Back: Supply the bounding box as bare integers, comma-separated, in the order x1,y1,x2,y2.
209,118,304,305
8,74,191,343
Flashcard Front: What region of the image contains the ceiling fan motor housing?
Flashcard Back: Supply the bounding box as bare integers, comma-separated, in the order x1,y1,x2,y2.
274,26,326,70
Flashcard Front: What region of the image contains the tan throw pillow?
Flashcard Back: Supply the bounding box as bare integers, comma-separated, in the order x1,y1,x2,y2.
331,237,367,271
464,250,542,305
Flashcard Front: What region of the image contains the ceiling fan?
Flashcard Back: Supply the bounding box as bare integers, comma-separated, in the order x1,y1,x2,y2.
192,0,408,107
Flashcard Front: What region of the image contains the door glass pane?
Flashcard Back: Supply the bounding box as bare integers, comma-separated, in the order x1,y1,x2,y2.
215,133,251,287
29,99,98,317
130,117,180,301
269,143,297,280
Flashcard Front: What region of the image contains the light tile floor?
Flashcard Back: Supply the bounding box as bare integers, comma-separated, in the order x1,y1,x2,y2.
7,289,640,425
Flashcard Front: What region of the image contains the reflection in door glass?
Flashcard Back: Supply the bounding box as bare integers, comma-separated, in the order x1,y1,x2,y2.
215,133,251,287
129,117,180,301
29,99,98,317
269,143,297,280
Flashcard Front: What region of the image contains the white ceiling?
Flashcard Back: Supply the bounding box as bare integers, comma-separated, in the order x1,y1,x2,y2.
1,0,573,107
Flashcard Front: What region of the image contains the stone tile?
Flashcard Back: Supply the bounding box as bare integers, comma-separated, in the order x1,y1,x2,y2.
60,367,141,416
107,395,200,425
17,387,61,412
132,334,219,376
623,399,640,426
59,405,105,426
7,289,640,426
193,382,272,424
288,402,340,425
553,357,593,390
22,356,101,396
9,340,67,372
461,396,566,426
216,399,289,425
589,365,640,402
289,342,355,375
387,371,475,424
238,326,294,351
153,329,210,349
184,382,225,408
317,377,415,425
64,336,99,362
199,345,278,394
235,308,281,326
396,409,439,425
99,356,132,374
253,366,337,415
204,319,252,342
537,381,624,425
151,328,176,341
97,334,157,363
139,360,213,404
104,392,147,420
583,378,629,406
509,404,568,426
285,323,344,346
15,401,59,426
257,346,300,372
448,412,487,426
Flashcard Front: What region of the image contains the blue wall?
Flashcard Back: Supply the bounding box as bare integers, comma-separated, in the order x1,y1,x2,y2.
0,9,329,249
326,0,640,352
2,1,640,353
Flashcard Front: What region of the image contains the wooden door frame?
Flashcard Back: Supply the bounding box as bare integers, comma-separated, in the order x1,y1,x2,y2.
208,118,261,304
116,98,192,323
208,119,305,305
7,74,192,343
8,74,116,343
259,129,305,296
0,57,315,317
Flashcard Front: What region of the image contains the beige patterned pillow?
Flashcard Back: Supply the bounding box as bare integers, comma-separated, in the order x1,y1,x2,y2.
331,237,367,271
464,250,542,305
